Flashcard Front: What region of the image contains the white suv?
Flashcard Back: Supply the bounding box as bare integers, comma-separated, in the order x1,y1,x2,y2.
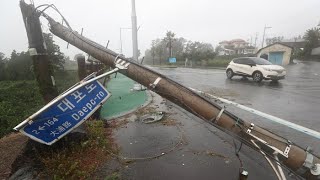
226,57,286,82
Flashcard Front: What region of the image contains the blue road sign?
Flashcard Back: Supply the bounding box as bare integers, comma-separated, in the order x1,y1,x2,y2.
19,80,110,145
169,57,176,63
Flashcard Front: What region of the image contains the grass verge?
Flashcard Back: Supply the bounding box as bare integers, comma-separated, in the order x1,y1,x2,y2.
0,70,78,138
0,81,43,138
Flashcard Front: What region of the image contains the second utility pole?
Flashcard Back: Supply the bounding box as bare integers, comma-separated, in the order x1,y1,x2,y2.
131,0,139,62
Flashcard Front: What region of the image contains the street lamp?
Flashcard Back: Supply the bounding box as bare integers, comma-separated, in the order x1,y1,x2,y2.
131,0,138,61
261,25,272,48
119,27,131,54
119,26,142,55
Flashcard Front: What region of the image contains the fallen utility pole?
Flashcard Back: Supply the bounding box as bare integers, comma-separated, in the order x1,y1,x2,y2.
24,2,319,178
20,2,58,103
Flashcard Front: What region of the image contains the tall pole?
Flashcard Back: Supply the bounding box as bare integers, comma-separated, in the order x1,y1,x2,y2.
120,27,132,55
261,25,271,48
254,32,258,48
131,0,138,61
261,26,266,48
120,28,123,54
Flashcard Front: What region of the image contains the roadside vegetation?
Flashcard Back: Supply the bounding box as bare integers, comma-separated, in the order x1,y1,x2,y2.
0,81,43,137
0,70,78,138
38,120,117,179
143,31,254,68
0,32,120,179
0,33,79,138
299,27,320,60
143,28,320,67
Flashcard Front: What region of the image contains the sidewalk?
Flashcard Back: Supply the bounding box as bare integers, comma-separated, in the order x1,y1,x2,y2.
100,73,148,119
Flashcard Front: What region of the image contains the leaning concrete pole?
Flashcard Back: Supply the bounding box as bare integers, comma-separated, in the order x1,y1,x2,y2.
20,2,58,103
37,9,319,179
131,0,139,61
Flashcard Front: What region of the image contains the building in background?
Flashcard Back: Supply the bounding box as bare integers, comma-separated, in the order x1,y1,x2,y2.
256,43,293,65
217,39,256,55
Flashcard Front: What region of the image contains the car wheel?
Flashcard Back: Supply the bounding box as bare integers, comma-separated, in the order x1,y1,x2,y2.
252,71,263,82
226,69,234,79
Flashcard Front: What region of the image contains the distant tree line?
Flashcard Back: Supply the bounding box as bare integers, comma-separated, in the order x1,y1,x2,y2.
144,31,216,65
302,27,319,57
0,33,66,81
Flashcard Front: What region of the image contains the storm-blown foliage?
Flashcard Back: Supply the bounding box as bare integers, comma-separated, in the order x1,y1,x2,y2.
144,31,216,65
303,28,320,56
43,33,65,70
0,33,70,137
0,33,66,81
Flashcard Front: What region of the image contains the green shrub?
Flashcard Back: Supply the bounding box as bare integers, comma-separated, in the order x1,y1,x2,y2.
0,81,43,137
0,70,79,138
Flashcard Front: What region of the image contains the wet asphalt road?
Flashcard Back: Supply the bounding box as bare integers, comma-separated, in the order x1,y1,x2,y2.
153,61,320,155
99,61,320,180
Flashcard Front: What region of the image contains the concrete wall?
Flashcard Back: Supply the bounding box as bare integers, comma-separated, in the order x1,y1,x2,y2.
311,47,320,55
257,44,292,65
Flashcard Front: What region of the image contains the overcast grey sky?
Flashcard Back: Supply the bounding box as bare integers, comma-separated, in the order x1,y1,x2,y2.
0,0,319,59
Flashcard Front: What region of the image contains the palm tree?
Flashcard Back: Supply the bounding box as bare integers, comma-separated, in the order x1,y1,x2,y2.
164,31,176,58
303,28,320,56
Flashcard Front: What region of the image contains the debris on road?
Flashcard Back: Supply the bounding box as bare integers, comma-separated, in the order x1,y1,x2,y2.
139,111,165,124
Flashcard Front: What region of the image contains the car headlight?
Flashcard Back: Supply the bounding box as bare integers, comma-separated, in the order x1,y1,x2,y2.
263,68,273,71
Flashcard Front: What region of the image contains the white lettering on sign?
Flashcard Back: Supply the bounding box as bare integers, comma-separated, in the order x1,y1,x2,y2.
32,130,40,134
85,84,97,93
50,130,59,137
95,91,105,100
44,117,59,127
82,107,88,113
57,98,75,112
86,102,93,110
72,114,80,121
38,126,45,131
57,126,65,133
70,92,104,121
90,99,96,105
71,90,86,103
62,121,72,128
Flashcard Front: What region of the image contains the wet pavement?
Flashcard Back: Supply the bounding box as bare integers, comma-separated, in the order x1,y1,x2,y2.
98,61,320,180
152,61,320,155
96,92,279,179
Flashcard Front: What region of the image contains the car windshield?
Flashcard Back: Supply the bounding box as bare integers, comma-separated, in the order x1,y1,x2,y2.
252,58,273,65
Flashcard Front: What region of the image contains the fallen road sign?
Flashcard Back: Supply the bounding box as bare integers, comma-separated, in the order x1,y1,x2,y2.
14,79,110,145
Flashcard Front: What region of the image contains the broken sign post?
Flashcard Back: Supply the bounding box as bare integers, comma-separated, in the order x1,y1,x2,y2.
15,79,110,145
14,64,127,145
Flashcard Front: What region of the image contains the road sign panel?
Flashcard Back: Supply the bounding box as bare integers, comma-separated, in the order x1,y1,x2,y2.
169,57,176,63
18,80,110,145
